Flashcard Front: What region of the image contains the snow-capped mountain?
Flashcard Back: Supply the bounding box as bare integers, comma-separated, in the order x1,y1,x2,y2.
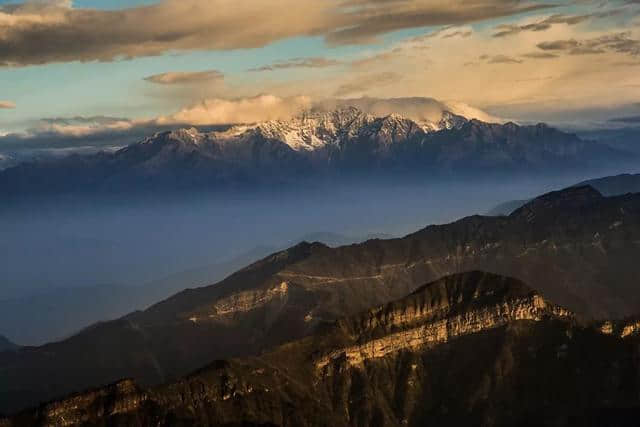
212,107,468,152
0,107,631,196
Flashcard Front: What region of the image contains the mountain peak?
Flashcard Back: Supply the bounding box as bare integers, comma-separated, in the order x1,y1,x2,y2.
142,127,203,146
437,110,468,130
511,185,603,220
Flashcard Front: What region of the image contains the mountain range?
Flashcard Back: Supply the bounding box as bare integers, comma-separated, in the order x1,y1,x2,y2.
2,184,640,416
0,108,630,197
4,271,640,426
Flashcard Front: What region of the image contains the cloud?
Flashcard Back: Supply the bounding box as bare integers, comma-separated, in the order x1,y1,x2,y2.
35,116,137,137
485,54,523,64
317,97,502,123
144,70,224,85
0,101,15,109
156,94,313,125
521,52,558,59
324,0,552,45
609,114,640,124
350,52,403,69
248,57,342,72
536,32,640,56
0,0,336,66
537,39,582,51
0,0,554,66
0,116,160,152
334,72,400,96
492,14,592,37
410,25,475,42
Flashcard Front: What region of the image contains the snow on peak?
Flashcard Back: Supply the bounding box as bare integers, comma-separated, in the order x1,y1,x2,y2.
206,106,473,151
139,107,474,153
168,127,205,144
246,107,377,151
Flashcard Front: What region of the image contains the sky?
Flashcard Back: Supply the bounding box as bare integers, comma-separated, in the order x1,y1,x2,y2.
1,0,640,141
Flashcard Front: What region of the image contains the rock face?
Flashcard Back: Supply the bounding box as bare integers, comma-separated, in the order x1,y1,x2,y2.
5,272,640,427
315,274,571,370
0,108,628,197
2,186,640,414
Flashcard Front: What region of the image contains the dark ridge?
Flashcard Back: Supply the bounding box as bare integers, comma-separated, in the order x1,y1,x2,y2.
410,270,534,300
510,185,603,219
576,173,640,196
0,335,18,353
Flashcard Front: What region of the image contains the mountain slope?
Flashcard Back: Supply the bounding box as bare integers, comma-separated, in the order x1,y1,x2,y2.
2,185,640,414
577,173,640,196
486,171,640,216
5,272,640,427
485,198,529,216
0,335,18,352
0,109,629,197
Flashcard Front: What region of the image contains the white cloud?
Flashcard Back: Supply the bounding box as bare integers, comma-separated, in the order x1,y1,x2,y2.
156,94,313,125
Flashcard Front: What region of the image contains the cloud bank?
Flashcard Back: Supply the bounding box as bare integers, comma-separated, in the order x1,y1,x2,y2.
0,0,553,66
155,94,313,125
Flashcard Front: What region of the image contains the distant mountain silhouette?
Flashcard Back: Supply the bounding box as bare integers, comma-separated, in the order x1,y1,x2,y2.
487,172,640,216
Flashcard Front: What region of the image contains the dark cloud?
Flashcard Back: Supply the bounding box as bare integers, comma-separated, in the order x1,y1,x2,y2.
247,57,342,72
0,0,336,66
0,0,555,66
609,115,640,123
537,39,581,51
326,0,551,45
536,32,640,57
521,52,559,59
492,13,600,38
144,70,224,84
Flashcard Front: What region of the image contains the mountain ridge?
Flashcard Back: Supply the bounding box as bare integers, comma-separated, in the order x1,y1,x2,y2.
5,272,640,426
2,185,640,413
